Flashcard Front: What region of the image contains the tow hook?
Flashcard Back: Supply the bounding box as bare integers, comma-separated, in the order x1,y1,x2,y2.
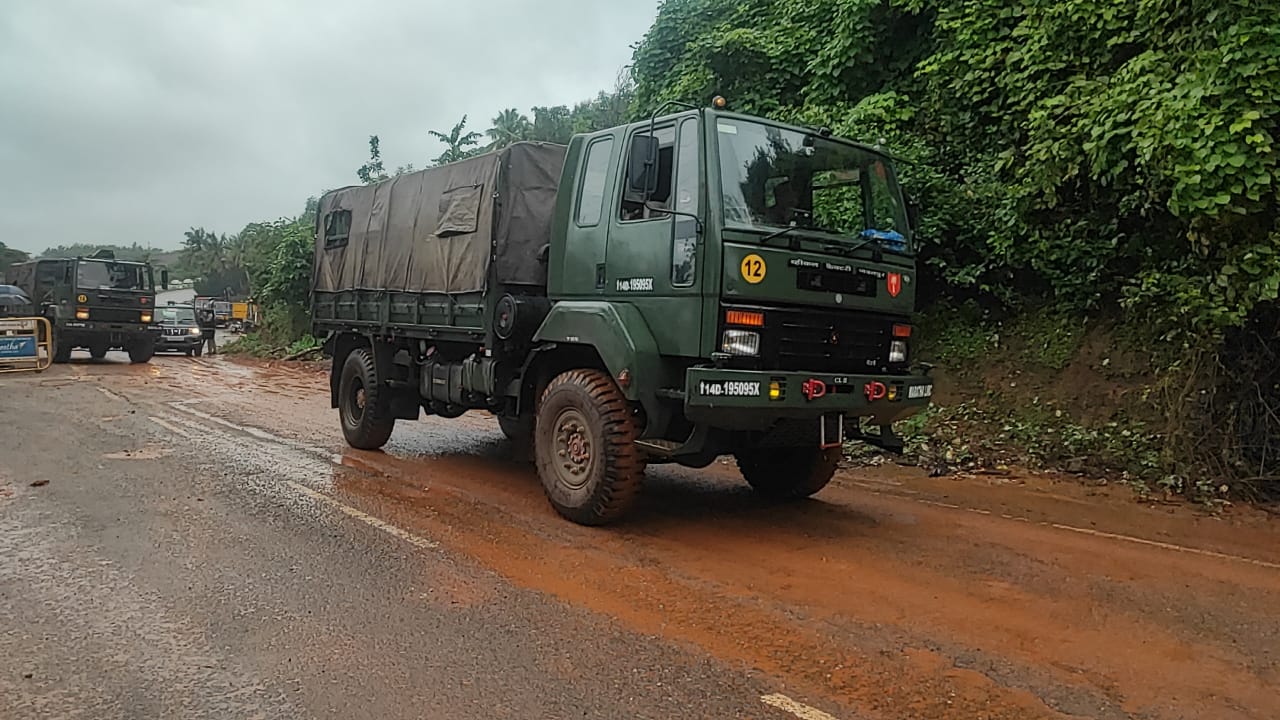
802,378,827,401
864,381,887,402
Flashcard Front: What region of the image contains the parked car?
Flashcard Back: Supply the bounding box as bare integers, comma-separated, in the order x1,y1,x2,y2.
156,303,204,356
0,284,33,317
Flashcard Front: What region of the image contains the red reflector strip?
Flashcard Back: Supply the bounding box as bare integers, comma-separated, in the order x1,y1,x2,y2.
892,324,912,338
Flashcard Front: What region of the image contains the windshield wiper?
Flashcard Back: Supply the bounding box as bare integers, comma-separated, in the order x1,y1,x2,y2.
759,224,800,246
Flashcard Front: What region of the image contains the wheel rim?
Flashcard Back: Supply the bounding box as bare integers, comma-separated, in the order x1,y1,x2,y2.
553,408,593,490
345,378,366,425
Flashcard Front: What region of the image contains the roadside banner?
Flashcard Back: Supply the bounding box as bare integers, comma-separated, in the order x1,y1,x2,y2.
0,317,52,373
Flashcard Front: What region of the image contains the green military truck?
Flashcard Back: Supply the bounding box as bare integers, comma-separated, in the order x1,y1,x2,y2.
6,250,167,363
312,101,934,524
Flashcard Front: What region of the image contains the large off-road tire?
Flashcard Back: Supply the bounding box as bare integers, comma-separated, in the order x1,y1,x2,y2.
338,348,395,450
534,369,644,525
128,339,155,364
52,331,71,364
735,447,841,500
89,343,109,360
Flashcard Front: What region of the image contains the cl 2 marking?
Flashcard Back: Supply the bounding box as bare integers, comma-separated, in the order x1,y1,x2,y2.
698,380,761,397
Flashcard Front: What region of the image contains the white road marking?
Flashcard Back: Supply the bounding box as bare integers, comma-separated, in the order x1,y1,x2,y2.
169,401,331,457
1049,523,1280,571
284,480,438,550
760,693,840,720
148,416,191,437
153,411,439,552
868,487,1280,572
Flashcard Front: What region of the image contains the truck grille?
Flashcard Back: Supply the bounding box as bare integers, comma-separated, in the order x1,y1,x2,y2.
725,305,904,375
89,307,143,324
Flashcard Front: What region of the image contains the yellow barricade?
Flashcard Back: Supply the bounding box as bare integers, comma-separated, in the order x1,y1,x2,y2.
0,317,52,373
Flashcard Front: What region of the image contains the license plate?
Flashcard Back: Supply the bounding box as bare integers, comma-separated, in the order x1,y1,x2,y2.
698,380,761,397
908,384,933,399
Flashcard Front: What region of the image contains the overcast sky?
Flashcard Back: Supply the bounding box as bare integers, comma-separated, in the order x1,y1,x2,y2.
0,0,657,254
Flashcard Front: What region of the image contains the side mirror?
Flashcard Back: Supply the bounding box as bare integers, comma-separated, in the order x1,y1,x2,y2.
626,135,660,198
160,269,170,290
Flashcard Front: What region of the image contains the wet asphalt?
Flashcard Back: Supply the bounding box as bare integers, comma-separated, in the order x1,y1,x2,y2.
0,353,796,720
5,352,1280,720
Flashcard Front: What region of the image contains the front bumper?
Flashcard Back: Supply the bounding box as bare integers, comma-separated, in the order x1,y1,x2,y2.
684,367,933,430
158,331,202,349
59,321,161,346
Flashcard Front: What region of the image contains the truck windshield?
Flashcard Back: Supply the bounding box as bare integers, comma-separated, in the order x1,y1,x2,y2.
77,260,153,291
716,118,910,251
160,307,196,325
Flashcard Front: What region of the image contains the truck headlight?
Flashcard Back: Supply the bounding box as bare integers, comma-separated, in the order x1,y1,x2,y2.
75,308,90,320
721,329,760,356
141,313,153,324
189,327,202,336
889,340,908,364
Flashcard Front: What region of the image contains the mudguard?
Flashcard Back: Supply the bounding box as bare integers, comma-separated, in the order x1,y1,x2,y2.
532,301,661,404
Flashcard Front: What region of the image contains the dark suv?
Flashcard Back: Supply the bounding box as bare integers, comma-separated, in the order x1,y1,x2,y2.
157,303,204,356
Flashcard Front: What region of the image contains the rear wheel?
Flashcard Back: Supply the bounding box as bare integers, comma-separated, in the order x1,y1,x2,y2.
735,447,841,500
534,369,644,525
89,343,108,360
128,339,155,364
338,348,395,450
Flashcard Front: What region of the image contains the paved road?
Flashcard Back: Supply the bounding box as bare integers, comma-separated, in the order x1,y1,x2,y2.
2,353,1278,719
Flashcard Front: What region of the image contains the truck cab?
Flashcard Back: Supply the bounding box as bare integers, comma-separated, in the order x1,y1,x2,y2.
546,110,927,451
5,251,165,363
313,103,932,525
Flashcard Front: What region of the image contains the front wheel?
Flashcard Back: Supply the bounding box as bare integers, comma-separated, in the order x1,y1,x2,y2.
193,345,203,357
534,369,644,525
735,447,841,500
338,348,395,450
52,331,71,364
128,339,155,364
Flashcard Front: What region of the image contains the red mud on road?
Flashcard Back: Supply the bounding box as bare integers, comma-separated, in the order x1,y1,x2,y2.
101,356,1280,719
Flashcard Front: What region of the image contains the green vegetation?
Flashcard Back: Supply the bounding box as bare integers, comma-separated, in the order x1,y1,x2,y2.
0,242,30,273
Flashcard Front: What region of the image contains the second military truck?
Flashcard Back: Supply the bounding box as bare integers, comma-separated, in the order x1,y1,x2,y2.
312,102,934,525
6,250,166,363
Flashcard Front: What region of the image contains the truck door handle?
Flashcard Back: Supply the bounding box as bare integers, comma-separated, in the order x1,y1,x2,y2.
595,264,606,289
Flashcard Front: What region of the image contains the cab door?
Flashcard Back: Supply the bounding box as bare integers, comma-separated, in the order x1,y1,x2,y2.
604,116,704,358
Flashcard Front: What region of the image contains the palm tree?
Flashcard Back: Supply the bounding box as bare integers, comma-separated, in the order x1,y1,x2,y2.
486,108,531,149
429,115,484,166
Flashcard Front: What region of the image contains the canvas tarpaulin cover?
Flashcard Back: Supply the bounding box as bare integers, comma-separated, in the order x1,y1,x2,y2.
314,141,567,293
